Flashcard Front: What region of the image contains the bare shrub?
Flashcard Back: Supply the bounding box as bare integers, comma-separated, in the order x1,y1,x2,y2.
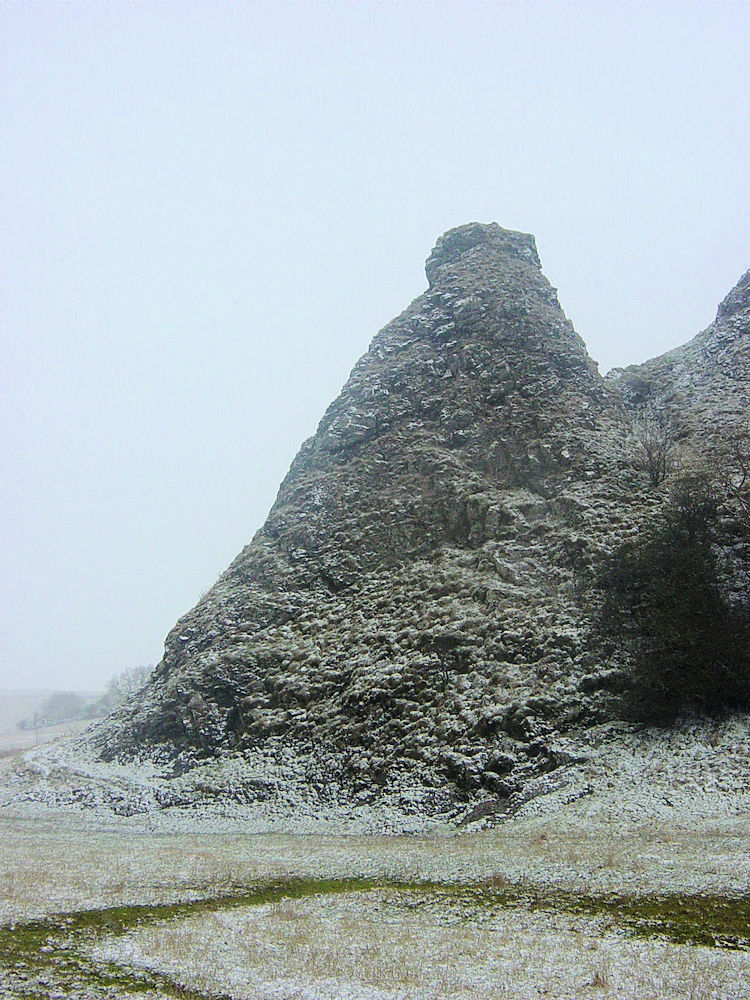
97,664,155,714
631,404,677,487
717,426,750,535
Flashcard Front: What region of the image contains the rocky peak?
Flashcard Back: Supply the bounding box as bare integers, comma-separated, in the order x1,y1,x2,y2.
611,266,749,447
86,223,748,831
425,222,541,287
717,269,750,323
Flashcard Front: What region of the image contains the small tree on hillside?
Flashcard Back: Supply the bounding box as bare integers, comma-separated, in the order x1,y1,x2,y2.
718,427,750,535
631,404,677,488
98,664,154,713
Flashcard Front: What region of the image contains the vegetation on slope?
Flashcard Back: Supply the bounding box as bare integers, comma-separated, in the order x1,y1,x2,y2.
595,470,750,722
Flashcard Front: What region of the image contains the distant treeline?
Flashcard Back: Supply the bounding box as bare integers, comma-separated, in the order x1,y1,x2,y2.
17,665,154,730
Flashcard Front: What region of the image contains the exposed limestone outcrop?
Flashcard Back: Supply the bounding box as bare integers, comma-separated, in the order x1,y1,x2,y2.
609,268,749,449
87,224,749,821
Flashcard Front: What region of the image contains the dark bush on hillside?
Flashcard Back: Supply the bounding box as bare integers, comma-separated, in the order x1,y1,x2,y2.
596,474,750,722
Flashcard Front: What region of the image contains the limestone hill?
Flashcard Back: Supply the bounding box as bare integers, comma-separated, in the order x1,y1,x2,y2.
86,224,749,822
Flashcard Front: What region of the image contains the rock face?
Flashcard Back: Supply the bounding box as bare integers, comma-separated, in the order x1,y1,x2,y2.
89,224,749,818
609,269,750,448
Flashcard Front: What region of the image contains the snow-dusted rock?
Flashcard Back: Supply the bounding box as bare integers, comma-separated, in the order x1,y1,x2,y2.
82,224,749,824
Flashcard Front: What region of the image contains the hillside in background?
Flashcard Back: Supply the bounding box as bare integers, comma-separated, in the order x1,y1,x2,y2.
0,690,102,756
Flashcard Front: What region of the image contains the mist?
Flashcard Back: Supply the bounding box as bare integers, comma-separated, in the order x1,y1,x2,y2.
2,2,748,691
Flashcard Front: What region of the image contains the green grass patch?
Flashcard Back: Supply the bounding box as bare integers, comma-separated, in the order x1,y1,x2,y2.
1,876,748,997
446,880,750,950
0,878,397,998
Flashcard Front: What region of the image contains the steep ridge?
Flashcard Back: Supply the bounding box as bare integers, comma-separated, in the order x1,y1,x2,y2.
610,269,750,450
609,268,750,615
87,225,749,820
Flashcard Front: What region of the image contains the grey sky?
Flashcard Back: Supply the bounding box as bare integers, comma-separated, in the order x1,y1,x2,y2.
2,3,748,691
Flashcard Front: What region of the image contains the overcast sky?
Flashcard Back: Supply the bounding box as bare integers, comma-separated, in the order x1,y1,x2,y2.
2,3,749,692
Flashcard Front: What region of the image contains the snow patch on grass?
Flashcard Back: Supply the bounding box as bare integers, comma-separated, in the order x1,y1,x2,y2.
92,888,750,1000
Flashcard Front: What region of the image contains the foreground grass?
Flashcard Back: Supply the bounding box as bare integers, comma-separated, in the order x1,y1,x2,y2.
3,804,749,926
2,876,748,998
0,878,381,999
469,880,750,951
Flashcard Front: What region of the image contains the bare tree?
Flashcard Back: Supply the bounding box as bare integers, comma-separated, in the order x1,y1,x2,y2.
100,664,154,711
718,426,750,534
631,404,677,487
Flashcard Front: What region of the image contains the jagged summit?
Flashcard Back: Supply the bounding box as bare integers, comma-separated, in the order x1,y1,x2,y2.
87,226,749,828
425,222,540,286
717,269,750,322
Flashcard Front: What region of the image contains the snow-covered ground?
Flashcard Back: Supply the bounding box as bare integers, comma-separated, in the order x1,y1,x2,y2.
92,888,750,1000
1,716,749,998
0,717,748,922
3,716,750,837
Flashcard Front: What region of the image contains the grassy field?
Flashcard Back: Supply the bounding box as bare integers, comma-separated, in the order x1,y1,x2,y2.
1,867,748,999
1,805,749,998
1,714,749,998
91,884,750,999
